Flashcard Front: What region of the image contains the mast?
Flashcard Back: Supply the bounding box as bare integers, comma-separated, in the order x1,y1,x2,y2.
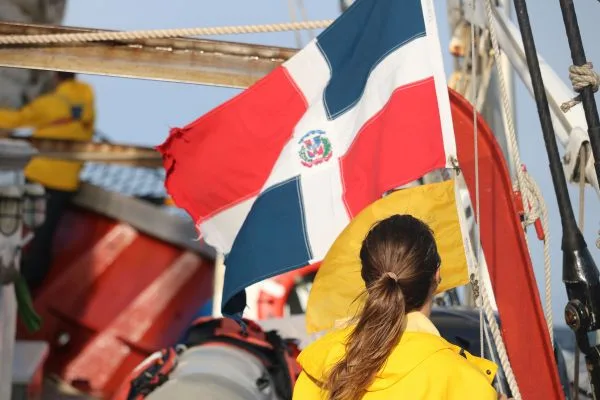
512,0,600,398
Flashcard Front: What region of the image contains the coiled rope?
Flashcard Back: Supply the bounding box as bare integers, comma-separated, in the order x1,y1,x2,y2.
561,62,600,112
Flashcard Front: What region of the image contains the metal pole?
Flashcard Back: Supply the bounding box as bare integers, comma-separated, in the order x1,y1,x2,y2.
512,0,600,398
212,253,225,318
558,0,600,187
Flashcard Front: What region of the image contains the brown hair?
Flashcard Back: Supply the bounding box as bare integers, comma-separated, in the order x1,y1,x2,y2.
324,214,441,400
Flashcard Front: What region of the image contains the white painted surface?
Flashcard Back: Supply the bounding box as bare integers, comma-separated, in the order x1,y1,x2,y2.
0,142,35,400
0,186,23,400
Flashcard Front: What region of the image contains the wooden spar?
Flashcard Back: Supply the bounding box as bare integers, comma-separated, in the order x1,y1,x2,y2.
13,137,162,167
0,22,295,88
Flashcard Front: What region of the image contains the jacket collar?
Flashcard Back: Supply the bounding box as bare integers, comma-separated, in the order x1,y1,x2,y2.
404,311,440,335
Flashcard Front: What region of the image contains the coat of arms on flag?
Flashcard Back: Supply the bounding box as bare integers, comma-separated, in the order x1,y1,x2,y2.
298,130,333,168
159,0,464,319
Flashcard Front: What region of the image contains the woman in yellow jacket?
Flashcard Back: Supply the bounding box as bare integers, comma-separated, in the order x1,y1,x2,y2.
293,214,510,400
0,71,95,290
0,71,95,191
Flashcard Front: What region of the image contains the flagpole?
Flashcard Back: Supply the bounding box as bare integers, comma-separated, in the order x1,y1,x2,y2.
211,253,225,317
512,0,600,396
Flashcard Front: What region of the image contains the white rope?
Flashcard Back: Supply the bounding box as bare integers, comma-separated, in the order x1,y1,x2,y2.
482,0,553,345
561,62,600,112
477,0,560,397
465,6,516,396
463,224,517,397
468,10,517,396
522,171,553,343
0,19,333,45
481,277,522,399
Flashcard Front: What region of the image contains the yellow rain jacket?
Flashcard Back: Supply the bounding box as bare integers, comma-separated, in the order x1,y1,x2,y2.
293,312,499,400
0,79,95,191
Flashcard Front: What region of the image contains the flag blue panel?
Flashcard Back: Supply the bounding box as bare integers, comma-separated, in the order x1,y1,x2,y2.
317,0,426,119
222,176,313,316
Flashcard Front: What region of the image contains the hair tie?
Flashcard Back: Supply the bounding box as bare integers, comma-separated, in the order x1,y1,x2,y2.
384,271,400,282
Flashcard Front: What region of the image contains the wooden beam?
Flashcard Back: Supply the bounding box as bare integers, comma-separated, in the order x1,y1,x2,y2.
0,22,296,88
20,137,162,167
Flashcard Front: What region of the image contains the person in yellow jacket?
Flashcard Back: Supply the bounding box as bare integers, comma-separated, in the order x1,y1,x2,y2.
0,71,95,290
293,214,511,400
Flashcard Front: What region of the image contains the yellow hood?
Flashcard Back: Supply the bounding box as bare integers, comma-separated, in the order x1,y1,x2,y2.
295,312,498,396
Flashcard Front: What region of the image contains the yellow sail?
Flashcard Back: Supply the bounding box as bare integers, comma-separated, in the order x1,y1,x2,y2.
306,179,469,334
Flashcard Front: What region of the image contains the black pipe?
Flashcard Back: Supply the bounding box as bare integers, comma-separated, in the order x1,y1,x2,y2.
512,0,600,398
558,0,600,186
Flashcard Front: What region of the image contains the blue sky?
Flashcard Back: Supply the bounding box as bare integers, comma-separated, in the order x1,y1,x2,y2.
64,1,600,323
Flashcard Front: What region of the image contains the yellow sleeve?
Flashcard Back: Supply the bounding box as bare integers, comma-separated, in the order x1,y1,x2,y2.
292,371,324,400
0,98,47,130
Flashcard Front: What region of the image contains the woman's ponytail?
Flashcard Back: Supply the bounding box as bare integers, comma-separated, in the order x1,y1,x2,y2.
325,273,407,400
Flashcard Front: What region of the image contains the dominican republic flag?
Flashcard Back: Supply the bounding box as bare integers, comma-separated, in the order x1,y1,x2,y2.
159,0,456,318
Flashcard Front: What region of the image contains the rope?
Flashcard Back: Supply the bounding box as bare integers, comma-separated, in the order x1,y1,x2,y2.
468,6,516,396
484,0,554,343
481,0,562,397
468,12,519,397
521,171,553,343
561,62,600,112
481,277,521,398
463,196,517,397
0,20,333,45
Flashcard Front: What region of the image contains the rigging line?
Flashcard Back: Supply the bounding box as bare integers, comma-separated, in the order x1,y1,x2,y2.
482,0,553,344
482,0,547,397
287,0,303,49
295,0,315,40
481,316,500,392
467,7,499,385
459,174,518,398
0,19,334,45
469,1,484,362
474,28,493,111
